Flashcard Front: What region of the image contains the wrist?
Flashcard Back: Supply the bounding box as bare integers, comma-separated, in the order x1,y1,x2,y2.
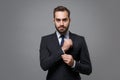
62,49,65,53
71,60,76,68
61,48,65,54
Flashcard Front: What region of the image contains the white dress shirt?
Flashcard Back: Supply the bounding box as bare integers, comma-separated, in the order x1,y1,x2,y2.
56,31,69,46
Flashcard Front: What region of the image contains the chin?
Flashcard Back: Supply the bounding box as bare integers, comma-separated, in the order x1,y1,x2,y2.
59,31,67,34
57,28,68,34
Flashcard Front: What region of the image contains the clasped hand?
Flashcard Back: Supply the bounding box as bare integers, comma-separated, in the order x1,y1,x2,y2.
61,39,74,67
61,39,73,52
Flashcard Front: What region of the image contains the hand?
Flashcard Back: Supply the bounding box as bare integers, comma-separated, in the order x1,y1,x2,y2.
61,54,74,67
62,39,73,52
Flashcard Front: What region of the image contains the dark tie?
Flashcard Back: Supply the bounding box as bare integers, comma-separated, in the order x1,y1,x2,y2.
60,35,65,47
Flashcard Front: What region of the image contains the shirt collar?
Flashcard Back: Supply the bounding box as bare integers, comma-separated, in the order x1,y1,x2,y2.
56,30,69,39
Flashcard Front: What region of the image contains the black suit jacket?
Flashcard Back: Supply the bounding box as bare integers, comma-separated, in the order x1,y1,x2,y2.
39,32,92,80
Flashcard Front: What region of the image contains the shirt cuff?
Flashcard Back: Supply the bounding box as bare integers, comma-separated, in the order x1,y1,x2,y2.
71,60,76,68
61,48,65,54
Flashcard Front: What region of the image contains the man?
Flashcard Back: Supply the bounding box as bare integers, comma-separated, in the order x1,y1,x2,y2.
40,6,92,80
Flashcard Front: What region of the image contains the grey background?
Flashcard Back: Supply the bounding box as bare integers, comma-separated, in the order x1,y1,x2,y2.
0,0,120,80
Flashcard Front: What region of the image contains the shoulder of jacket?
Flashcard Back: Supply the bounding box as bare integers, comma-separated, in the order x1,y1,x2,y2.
41,33,55,39
70,32,84,39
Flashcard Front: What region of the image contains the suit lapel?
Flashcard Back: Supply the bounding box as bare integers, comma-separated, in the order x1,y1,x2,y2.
51,32,61,48
69,32,75,42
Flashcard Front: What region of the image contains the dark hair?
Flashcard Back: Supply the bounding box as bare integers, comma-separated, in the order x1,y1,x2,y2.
53,6,70,18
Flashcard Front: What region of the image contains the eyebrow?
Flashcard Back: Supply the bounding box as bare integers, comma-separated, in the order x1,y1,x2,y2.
55,18,68,21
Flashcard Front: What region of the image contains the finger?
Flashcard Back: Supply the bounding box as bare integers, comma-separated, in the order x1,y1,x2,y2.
61,54,67,60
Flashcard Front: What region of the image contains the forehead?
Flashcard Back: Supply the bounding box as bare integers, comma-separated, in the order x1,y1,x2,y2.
55,11,69,18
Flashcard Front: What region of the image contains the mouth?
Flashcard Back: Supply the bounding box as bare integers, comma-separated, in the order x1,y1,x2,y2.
58,26,65,29
59,27,64,29
56,25,67,33
59,27,66,32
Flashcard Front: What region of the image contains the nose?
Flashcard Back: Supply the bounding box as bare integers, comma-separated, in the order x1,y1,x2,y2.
60,21,64,25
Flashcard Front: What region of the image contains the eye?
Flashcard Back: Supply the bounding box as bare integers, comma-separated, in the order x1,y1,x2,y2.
63,18,68,22
56,19,61,22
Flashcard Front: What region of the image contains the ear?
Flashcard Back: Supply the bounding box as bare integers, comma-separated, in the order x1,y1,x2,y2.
53,18,55,23
69,18,71,22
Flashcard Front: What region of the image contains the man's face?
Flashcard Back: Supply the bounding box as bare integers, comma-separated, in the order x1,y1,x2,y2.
54,11,70,34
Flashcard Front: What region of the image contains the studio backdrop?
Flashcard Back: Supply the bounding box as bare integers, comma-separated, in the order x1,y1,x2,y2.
0,0,120,80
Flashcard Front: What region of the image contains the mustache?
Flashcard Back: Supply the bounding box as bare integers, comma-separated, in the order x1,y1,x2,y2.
58,25,65,28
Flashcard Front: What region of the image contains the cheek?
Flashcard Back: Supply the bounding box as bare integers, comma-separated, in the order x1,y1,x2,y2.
64,22,69,26
55,23,60,27
54,22,58,26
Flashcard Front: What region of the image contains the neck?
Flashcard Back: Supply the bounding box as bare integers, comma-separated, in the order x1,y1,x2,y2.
58,30,69,35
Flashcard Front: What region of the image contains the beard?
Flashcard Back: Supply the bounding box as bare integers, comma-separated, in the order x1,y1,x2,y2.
55,25,69,34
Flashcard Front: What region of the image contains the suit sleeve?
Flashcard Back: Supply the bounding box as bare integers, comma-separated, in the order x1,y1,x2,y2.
73,37,92,75
39,37,63,71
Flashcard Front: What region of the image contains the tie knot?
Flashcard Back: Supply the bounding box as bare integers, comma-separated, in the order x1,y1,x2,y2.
60,35,65,38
